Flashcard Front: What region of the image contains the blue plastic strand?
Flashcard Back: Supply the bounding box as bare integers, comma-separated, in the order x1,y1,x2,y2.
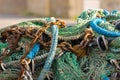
27,43,40,59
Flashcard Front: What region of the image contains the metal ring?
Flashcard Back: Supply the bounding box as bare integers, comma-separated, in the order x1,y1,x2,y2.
0,62,6,71
96,36,108,51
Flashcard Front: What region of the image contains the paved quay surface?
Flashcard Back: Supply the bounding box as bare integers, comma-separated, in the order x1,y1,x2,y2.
0,14,76,29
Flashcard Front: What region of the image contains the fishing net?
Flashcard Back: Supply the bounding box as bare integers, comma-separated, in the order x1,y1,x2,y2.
0,9,120,80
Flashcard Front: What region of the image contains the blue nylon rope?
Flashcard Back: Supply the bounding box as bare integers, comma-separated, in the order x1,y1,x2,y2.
37,25,58,80
90,18,120,37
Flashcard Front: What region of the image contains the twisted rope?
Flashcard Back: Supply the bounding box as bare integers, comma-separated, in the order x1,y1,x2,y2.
90,18,120,37
37,24,58,80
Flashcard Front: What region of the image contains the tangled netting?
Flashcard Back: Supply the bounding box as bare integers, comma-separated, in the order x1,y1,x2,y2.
0,9,120,80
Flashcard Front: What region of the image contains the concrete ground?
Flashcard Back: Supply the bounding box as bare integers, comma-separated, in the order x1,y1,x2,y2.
0,14,76,29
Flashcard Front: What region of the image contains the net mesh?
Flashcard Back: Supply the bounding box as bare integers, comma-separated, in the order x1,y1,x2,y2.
0,9,120,80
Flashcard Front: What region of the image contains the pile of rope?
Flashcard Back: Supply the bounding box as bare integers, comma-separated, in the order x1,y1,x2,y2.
0,9,120,80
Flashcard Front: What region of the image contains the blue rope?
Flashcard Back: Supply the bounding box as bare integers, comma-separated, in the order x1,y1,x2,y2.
111,10,119,15
103,10,110,16
27,43,40,59
90,18,120,37
102,77,110,80
37,25,58,80
101,74,110,80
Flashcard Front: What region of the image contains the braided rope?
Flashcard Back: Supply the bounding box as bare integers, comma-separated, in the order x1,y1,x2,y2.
38,24,58,80
90,18,120,37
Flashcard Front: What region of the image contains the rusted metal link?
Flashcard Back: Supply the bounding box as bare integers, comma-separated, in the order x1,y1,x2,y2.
58,42,86,57
18,58,32,80
18,22,52,80
80,28,94,48
58,42,72,51
20,45,29,62
0,48,15,61
1,29,21,49
0,30,24,61
50,20,66,28
21,28,49,60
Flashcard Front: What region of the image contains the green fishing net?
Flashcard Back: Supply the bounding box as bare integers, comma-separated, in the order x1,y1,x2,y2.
0,9,120,80
53,47,119,80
